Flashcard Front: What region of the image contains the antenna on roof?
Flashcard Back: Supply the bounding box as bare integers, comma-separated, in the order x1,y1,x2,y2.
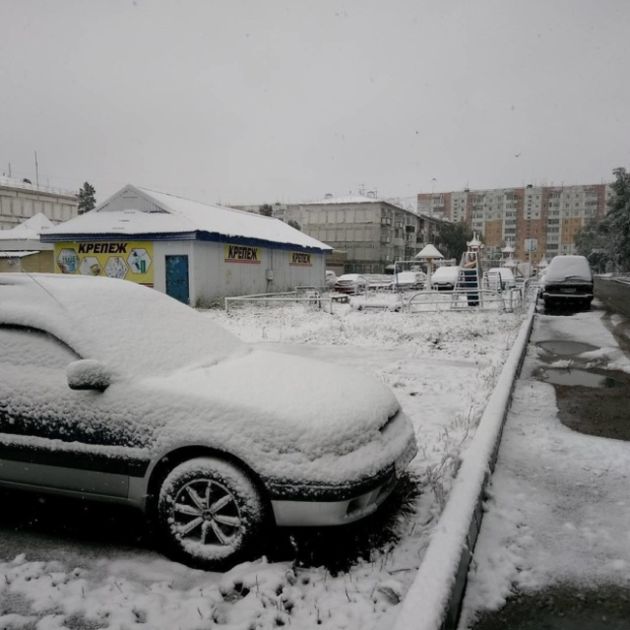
34,151,39,187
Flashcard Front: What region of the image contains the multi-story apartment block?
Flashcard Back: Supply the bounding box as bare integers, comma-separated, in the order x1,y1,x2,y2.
418,183,610,263
0,177,79,230
236,194,443,273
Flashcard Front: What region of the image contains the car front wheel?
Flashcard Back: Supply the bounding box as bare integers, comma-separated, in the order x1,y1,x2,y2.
157,457,266,569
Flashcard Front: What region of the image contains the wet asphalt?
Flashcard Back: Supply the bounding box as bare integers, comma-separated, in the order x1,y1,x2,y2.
464,278,630,630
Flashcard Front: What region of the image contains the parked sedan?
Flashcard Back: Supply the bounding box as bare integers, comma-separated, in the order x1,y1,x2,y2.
390,271,425,291
334,273,367,294
0,274,417,569
540,255,593,310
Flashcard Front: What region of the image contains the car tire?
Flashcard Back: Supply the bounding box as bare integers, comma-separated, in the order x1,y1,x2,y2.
157,457,266,569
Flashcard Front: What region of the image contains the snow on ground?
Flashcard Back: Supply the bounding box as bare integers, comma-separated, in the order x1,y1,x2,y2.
458,306,630,628
0,300,525,630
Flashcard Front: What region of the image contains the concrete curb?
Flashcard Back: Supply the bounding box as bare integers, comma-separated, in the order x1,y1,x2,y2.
393,302,537,630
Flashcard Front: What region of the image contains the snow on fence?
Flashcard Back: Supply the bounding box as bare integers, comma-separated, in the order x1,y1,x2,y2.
224,288,330,314
393,302,536,630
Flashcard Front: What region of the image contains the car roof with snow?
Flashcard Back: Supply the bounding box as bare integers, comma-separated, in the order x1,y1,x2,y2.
544,255,593,283
0,274,243,374
432,266,459,281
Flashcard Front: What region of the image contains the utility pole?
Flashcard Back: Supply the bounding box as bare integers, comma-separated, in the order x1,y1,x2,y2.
34,151,39,187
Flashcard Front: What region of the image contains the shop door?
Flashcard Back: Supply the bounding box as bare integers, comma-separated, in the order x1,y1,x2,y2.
165,255,190,304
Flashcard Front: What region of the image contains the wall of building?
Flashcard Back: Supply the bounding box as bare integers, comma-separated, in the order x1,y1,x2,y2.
278,201,441,273
188,240,326,305
0,179,78,229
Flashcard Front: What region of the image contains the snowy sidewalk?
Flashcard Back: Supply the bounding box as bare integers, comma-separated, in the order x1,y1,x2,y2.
459,308,630,628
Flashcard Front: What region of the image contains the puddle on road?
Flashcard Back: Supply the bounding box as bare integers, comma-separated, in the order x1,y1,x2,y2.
536,339,599,357
534,356,630,441
538,367,624,389
466,584,630,630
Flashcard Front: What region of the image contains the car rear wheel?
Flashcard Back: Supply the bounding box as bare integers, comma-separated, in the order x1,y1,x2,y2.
157,457,266,569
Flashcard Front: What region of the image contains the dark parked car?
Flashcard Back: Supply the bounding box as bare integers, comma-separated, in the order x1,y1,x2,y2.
0,274,417,569
540,255,593,310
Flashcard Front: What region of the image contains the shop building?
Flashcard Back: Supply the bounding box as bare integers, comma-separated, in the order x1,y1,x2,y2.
42,185,331,305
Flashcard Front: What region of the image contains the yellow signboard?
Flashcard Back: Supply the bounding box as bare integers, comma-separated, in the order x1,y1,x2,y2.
224,244,261,264
54,241,154,285
289,251,312,266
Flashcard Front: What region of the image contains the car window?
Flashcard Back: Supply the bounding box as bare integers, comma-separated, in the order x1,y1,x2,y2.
0,326,80,368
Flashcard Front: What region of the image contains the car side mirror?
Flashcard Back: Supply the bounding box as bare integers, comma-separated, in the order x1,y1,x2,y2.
67,359,112,392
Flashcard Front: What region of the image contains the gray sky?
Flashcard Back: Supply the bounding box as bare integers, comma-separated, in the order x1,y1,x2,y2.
2,0,630,205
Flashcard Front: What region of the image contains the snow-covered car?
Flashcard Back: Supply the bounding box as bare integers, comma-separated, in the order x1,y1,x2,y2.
540,255,593,309
390,271,425,291
334,273,367,294
431,265,460,290
0,274,417,569
325,270,337,288
485,267,516,291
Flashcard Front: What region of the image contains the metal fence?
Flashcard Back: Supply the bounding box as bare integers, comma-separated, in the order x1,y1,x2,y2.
224,281,532,315
224,288,331,314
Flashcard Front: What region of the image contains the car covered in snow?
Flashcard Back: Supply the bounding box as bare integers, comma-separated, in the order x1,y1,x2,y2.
431,265,460,290
540,255,593,309
390,271,425,291
0,274,417,569
484,267,516,291
333,273,367,294
325,270,337,288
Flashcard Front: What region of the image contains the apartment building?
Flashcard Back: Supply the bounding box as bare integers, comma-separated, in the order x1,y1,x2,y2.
236,194,443,273
418,183,610,263
0,177,79,230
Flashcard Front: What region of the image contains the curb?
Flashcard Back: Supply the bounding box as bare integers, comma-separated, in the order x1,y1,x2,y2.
393,302,536,630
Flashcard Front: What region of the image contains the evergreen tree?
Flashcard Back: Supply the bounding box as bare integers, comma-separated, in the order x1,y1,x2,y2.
575,167,630,271
575,218,613,272
78,182,96,214
607,167,630,269
287,219,301,231
434,220,473,261
258,203,273,217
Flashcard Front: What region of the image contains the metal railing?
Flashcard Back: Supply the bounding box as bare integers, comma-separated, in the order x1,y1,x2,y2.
223,281,532,315
224,288,329,314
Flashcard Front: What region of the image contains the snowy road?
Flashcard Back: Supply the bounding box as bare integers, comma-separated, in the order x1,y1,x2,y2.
459,297,630,629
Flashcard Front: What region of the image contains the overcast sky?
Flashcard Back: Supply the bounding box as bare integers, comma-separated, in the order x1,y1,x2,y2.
2,0,629,206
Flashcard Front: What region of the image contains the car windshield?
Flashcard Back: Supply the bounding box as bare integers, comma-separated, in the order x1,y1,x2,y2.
1,275,243,375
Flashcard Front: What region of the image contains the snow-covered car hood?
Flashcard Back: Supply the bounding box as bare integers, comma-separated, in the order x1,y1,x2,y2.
151,348,401,459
